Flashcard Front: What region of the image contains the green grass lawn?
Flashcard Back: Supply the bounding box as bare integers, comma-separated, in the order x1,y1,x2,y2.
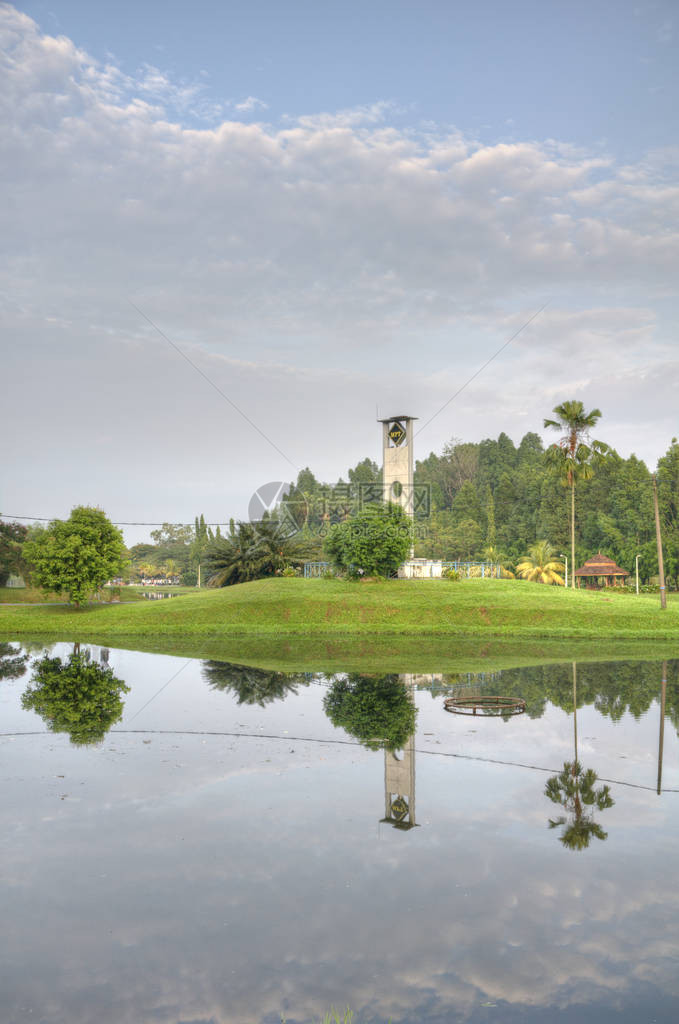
1,578,677,672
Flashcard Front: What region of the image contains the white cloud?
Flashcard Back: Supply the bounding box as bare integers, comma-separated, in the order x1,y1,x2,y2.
233,94,268,113
1,3,678,527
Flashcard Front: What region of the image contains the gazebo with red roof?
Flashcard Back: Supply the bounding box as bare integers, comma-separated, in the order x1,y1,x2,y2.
574,553,630,589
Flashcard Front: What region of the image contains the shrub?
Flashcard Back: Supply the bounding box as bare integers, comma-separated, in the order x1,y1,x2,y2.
443,568,461,581
324,503,412,578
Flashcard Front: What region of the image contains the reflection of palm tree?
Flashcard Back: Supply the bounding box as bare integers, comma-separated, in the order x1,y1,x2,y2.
545,661,614,850
202,661,309,706
545,761,614,850
21,649,129,745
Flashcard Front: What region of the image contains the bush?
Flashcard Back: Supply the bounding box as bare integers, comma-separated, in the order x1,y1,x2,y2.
443,568,461,581
324,503,412,578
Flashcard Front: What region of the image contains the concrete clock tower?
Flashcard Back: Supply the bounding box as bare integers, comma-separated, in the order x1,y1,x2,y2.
379,415,417,516
379,415,417,558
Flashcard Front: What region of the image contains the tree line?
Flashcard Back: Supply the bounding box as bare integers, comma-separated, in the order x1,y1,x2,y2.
2,406,678,593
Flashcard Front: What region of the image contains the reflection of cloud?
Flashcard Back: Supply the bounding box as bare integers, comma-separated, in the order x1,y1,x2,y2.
4,732,679,1024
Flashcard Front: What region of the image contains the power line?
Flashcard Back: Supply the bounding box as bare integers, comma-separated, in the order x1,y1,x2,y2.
3,728,676,793
415,302,550,438
129,301,298,472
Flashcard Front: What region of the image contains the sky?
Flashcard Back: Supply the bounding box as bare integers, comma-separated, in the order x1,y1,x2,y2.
1,0,678,545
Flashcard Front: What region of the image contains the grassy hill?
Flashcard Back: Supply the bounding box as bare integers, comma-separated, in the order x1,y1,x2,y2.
0,577,675,655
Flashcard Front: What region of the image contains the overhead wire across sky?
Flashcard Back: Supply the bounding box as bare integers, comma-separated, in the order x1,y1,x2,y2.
2,301,549,527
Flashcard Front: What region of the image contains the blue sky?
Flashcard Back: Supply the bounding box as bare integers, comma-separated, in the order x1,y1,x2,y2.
17,0,677,156
1,1,678,540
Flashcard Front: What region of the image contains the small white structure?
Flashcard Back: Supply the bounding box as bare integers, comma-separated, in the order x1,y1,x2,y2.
398,558,443,579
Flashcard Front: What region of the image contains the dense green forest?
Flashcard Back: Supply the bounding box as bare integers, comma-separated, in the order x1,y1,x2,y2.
274,431,679,585
3,431,678,588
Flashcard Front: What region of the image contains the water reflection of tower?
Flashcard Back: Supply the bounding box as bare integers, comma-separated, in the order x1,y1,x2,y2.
381,674,419,831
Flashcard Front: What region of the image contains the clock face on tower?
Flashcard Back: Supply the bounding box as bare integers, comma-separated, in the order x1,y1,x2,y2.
388,421,406,446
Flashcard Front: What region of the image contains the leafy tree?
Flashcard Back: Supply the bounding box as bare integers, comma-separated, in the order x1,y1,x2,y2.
483,484,496,547
451,517,483,560
190,514,210,584
23,507,126,606
323,674,417,751
149,522,194,545
516,540,565,585
281,468,319,531
0,642,29,680
324,502,412,577
451,481,482,525
544,401,609,588
21,650,130,745
202,660,309,705
347,458,380,485
657,438,679,587
0,520,28,586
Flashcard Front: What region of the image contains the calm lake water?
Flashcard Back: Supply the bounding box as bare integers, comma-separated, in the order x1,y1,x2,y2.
1,642,678,1024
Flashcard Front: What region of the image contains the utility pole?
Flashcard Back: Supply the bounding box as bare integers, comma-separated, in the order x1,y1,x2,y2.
635,553,640,595
652,474,667,610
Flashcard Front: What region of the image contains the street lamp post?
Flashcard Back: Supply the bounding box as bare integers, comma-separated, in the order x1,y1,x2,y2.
559,554,568,589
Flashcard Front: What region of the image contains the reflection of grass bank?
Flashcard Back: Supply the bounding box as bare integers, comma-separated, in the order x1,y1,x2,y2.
0,585,195,604
1,578,677,644
16,633,672,674
0,586,70,604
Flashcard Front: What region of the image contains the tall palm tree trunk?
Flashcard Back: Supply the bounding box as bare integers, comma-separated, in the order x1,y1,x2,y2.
571,480,576,589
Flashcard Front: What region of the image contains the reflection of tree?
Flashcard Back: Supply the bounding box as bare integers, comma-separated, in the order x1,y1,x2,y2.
202,661,309,706
21,650,129,745
0,641,28,680
323,674,417,751
545,662,614,850
448,659,679,731
545,761,614,850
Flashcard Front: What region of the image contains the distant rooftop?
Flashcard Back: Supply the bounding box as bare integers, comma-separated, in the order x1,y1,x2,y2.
575,553,629,577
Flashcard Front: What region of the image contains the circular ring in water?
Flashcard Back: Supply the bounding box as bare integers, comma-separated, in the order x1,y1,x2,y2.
443,695,526,716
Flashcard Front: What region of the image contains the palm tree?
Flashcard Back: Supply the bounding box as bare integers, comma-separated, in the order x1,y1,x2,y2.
544,401,609,589
516,540,564,585
203,514,306,587
482,545,515,579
